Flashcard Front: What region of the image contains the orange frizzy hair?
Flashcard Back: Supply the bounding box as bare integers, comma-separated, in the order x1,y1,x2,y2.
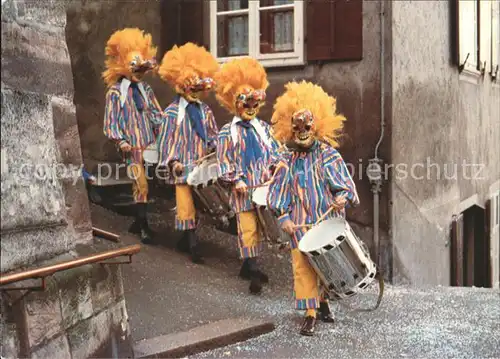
102,28,157,88
214,57,269,115
271,81,346,148
158,42,219,89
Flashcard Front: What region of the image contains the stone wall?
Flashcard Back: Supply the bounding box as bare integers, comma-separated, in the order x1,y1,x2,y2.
1,0,92,271
1,246,132,359
391,0,500,285
1,0,133,357
65,0,168,172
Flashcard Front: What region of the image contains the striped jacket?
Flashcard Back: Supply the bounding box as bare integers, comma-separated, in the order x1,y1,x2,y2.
103,79,163,163
157,96,218,184
266,141,359,249
217,116,281,213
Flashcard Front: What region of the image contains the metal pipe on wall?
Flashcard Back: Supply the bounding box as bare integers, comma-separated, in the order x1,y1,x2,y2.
367,0,386,270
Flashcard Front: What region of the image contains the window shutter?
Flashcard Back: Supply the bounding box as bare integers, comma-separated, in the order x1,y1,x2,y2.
450,213,464,286
179,0,206,47
306,0,363,62
160,0,206,54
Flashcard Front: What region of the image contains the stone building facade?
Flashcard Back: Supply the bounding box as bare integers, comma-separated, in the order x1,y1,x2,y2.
1,0,133,357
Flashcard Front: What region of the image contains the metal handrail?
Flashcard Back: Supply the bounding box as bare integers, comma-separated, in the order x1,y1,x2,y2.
0,244,141,289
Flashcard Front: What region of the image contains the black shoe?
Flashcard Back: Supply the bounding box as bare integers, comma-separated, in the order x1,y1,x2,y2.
239,258,269,283
190,246,205,264
186,229,204,264
128,219,141,234
140,229,155,245
317,302,335,323
300,316,316,336
249,276,262,294
137,203,156,245
176,233,190,253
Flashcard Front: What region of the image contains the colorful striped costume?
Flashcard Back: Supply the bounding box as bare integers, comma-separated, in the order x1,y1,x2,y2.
157,96,218,230
217,116,281,258
267,141,359,309
103,79,164,203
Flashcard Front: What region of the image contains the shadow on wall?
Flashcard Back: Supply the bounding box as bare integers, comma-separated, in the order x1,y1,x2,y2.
65,0,176,172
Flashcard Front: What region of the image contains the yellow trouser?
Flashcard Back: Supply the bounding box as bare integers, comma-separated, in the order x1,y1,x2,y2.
291,248,321,310
128,163,148,203
175,184,196,230
236,210,263,258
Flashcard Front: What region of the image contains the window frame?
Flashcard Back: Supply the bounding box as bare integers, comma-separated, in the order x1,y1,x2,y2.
209,0,305,68
490,0,500,79
458,0,480,74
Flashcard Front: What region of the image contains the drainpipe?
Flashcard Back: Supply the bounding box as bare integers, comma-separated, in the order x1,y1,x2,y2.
366,0,386,270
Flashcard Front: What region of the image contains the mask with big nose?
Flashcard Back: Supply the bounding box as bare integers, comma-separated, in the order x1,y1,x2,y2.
291,109,315,148
176,74,215,103
235,88,266,121
128,51,157,82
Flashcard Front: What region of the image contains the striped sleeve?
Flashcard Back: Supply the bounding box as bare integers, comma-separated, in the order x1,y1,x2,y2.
267,158,292,225
145,84,164,126
159,110,181,168
103,89,126,144
323,147,360,207
216,125,243,183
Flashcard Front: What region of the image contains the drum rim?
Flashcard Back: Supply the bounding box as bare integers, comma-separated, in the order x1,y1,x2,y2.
298,217,348,252
251,185,268,207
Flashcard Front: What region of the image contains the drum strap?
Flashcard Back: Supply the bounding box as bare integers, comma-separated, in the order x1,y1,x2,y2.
329,271,385,313
353,271,385,312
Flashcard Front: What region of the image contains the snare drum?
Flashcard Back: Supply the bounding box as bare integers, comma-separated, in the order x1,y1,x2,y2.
187,156,236,233
298,217,377,300
143,143,159,164
251,185,288,245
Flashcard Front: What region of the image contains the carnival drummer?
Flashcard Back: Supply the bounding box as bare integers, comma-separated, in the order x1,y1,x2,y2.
156,42,219,264
267,81,360,336
102,28,164,245
215,57,281,294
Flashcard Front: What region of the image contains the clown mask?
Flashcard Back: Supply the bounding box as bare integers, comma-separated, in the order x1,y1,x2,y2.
176,75,215,103
291,109,315,148
235,88,266,121
127,51,157,82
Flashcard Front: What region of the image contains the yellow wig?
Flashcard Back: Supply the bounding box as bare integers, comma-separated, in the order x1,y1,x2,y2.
271,81,346,148
214,57,269,114
158,42,219,89
102,28,157,88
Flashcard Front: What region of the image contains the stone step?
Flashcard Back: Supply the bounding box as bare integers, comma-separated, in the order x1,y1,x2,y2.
133,318,275,359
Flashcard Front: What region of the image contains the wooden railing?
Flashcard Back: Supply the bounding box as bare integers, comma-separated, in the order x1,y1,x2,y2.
0,244,141,291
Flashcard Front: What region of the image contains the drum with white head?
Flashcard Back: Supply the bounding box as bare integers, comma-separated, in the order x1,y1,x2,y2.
298,217,377,299
251,185,288,245
187,155,235,232
143,143,159,164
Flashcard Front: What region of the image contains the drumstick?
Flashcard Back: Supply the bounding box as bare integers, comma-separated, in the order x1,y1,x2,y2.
194,152,216,165
293,199,344,229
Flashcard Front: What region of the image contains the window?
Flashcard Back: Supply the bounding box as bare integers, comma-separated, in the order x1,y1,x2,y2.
457,0,479,72
491,0,500,79
208,0,363,68
209,0,304,67
454,0,500,78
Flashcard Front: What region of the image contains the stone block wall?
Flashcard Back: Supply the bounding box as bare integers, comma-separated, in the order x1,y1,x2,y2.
1,0,133,357
1,248,133,358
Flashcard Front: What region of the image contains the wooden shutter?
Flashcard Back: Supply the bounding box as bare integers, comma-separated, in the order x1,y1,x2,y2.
160,0,206,54
179,0,206,47
306,0,363,62
450,213,464,286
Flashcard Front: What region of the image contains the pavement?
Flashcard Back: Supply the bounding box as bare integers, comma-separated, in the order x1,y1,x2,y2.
191,286,500,359
90,203,500,359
